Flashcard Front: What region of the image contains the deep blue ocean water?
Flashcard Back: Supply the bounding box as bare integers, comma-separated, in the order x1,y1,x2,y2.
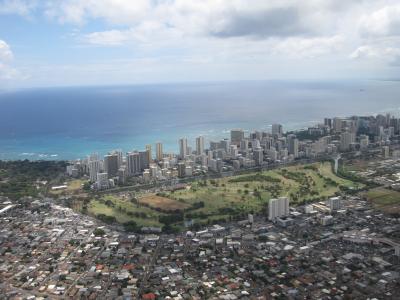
0,80,399,160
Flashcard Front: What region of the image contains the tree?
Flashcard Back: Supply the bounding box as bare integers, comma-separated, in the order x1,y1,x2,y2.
162,224,179,234
82,181,91,191
93,228,105,237
123,221,138,232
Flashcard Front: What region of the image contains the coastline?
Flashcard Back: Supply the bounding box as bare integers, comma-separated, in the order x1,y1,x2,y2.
1,80,400,161
0,119,320,161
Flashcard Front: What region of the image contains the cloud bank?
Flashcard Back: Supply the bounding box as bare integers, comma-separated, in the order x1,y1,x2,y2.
1,0,400,86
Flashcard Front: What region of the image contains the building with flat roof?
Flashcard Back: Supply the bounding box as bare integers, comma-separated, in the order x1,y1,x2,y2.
127,152,141,176
230,129,244,146
179,138,188,159
272,124,283,137
196,136,205,155
328,197,341,212
156,142,163,161
88,160,100,182
104,154,119,178
269,197,290,221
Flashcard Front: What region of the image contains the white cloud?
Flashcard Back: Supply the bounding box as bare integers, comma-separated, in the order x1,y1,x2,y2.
2,0,400,86
84,30,131,46
0,0,37,16
45,0,150,25
0,62,19,79
359,4,400,37
0,39,24,80
269,35,344,58
350,45,400,65
0,39,13,61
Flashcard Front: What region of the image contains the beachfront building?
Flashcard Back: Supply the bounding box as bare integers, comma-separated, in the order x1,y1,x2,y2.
156,142,163,161
179,138,188,159
230,129,244,146
196,136,205,155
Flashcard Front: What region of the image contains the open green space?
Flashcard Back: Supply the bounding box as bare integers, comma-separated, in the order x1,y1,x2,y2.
364,188,400,215
49,179,87,195
166,162,361,222
0,160,67,200
87,194,164,227
84,162,362,230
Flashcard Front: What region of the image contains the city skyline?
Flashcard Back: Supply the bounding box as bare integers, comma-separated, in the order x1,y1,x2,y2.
72,113,398,163
67,112,400,191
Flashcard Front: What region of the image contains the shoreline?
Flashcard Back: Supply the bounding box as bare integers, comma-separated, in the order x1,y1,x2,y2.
0,120,320,161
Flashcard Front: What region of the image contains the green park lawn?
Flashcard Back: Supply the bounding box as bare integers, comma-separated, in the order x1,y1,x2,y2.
365,188,400,211
86,162,361,228
88,194,164,227
166,162,360,220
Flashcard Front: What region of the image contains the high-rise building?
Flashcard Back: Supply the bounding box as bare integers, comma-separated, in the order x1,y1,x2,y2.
89,152,99,162
359,135,369,150
230,145,238,158
324,118,332,129
139,150,149,170
230,129,244,146
196,136,205,155
267,148,278,161
340,131,355,151
240,139,248,151
145,144,152,163
96,172,109,190
179,138,188,159
216,158,223,172
110,149,123,167
127,152,141,176
220,139,230,153
390,117,400,134
187,146,193,155
253,147,263,166
209,141,220,151
268,197,290,221
104,154,119,178
88,160,100,182
185,166,193,177
178,162,186,177
156,142,163,161
118,167,126,185
272,124,283,137
251,139,260,149
382,146,390,158
333,117,343,133
287,134,299,158
328,197,341,211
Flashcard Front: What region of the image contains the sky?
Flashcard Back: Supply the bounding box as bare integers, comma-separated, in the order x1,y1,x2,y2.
0,0,400,88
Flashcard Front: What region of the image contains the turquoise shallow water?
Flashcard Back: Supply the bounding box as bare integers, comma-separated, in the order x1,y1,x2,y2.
0,80,399,160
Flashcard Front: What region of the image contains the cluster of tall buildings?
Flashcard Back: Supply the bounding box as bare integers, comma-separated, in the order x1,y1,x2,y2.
66,113,400,190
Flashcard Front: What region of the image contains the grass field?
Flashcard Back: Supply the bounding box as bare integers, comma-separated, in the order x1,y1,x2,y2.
165,162,361,222
84,162,361,229
343,159,371,172
49,179,86,195
139,194,190,211
88,195,164,227
364,188,400,215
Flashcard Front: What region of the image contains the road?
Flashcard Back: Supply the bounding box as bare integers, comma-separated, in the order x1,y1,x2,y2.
136,236,164,298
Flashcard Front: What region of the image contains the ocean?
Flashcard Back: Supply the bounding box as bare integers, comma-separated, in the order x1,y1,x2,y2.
0,80,399,161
